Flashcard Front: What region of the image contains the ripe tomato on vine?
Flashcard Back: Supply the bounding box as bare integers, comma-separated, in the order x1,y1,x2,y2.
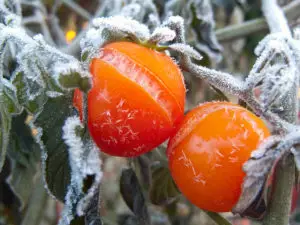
73,41,186,157
167,102,270,212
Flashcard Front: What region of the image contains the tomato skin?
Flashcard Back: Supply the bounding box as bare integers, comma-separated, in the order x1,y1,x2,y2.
73,42,185,157
167,102,270,212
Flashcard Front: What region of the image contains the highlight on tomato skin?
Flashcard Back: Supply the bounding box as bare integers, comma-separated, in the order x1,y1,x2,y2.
73,41,186,157
167,102,270,212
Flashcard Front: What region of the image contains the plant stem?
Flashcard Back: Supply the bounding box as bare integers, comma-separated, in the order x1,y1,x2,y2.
262,154,295,225
204,211,232,225
260,1,296,225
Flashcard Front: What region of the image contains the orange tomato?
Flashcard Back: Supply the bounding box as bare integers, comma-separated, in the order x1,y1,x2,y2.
73,42,185,157
167,102,270,212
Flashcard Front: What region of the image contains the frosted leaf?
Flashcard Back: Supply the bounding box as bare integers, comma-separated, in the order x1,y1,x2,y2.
0,25,88,104
0,77,22,172
254,33,300,66
164,0,221,59
0,102,11,172
233,137,281,215
92,16,150,41
58,116,102,224
260,66,297,110
81,16,150,64
168,43,202,60
234,129,300,215
149,27,176,44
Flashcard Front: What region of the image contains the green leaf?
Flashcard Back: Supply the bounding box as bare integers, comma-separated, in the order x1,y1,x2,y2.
0,107,11,172
12,71,47,114
0,78,21,172
33,94,73,202
57,71,91,93
149,164,180,206
7,111,41,209
120,168,150,225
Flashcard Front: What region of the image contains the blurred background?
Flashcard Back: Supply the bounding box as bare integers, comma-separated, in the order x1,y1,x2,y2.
1,0,300,225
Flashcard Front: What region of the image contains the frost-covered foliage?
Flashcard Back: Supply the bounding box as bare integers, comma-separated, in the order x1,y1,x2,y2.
1,0,300,225
164,0,222,59
80,15,202,66
59,117,102,224
0,0,102,224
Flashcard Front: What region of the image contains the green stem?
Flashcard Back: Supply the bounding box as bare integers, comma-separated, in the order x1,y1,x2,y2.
204,211,232,225
262,154,295,225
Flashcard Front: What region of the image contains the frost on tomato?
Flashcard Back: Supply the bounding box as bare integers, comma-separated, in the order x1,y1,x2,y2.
73,42,185,157
167,102,270,212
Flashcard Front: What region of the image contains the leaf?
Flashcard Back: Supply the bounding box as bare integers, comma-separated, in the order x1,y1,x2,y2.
0,107,11,172
189,1,222,54
133,155,151,188
120,168,150,225
30,90,102,225
33,94,73,202
149,164,180,206
58,116,102,225
0,77,21,172
232,136,282,217
6,111,41,209
260,66,297,110
56,67,91,93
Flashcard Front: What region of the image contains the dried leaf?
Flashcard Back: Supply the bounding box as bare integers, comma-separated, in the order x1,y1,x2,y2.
120,168,150,225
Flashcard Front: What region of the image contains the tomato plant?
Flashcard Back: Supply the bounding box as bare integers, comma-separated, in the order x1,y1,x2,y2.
74,41,186,157
167,102,270,212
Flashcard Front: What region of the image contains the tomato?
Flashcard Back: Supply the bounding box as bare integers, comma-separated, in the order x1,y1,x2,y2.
167,102,270,212
73,42,185,157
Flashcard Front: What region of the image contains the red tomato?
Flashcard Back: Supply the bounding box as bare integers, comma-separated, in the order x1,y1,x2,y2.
167,102,270,212
73,42,185,157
